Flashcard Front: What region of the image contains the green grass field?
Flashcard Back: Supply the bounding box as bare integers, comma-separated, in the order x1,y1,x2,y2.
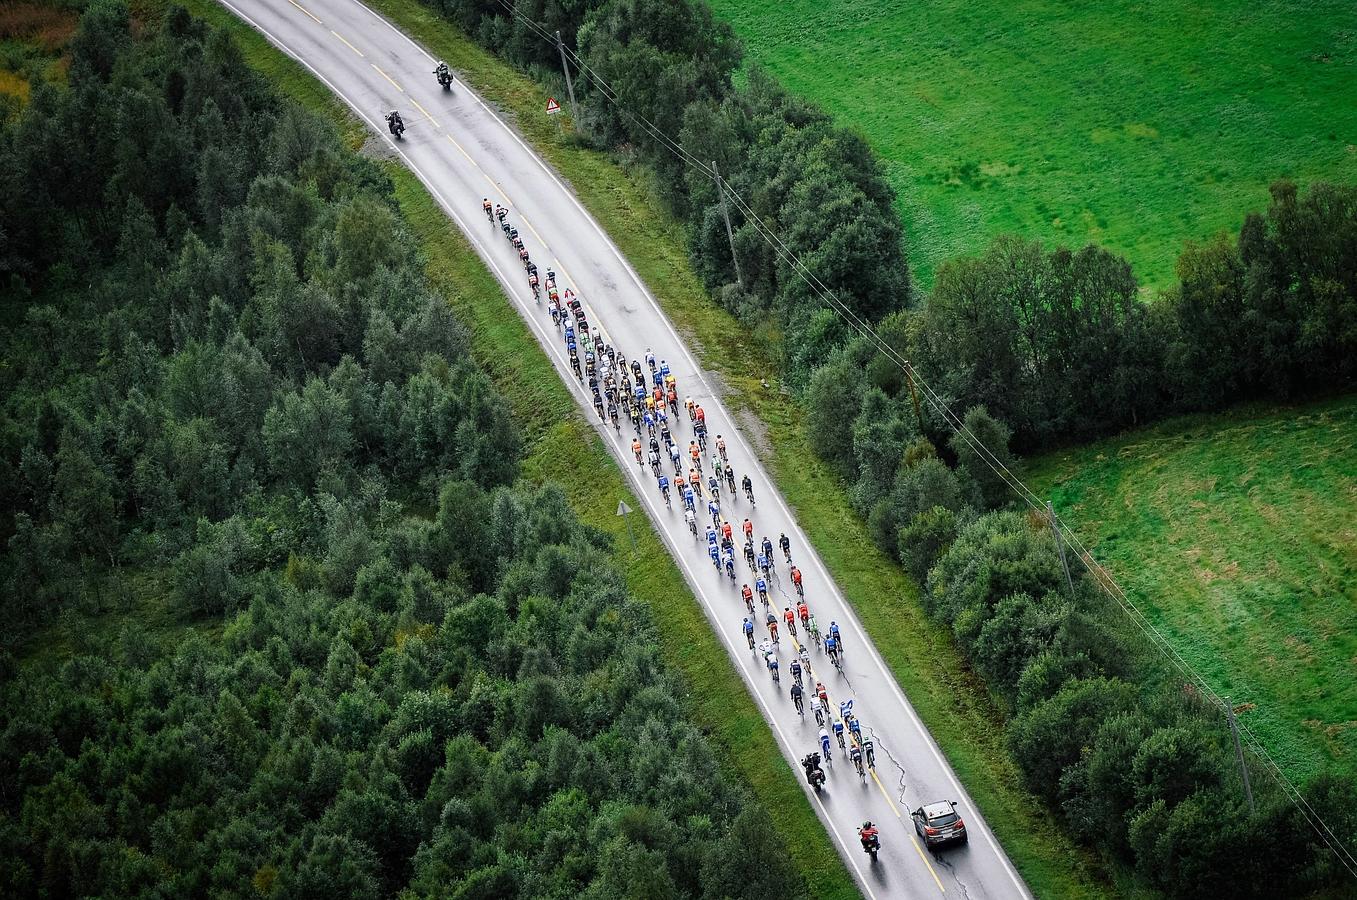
707,0,1357,288
1026,395,1357,783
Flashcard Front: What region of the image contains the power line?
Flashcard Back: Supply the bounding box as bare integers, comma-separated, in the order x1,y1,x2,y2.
482,4,1357,878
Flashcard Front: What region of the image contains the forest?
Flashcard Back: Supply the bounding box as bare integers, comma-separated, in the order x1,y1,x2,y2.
419,0,1357,893
0,4,802,896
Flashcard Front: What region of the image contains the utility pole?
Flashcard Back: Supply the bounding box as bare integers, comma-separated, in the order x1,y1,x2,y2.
555,31,580,126
712,160,743,289
1225,697,1257,815
1047,500,1076,601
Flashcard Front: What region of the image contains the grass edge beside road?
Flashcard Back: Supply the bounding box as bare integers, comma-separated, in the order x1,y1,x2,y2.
179,1,857,896
353,0,1120,895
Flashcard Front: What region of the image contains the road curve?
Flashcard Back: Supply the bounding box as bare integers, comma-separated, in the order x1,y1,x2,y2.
217,0,1035,896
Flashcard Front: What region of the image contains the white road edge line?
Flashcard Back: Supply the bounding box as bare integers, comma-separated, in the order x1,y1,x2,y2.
338,2,1029,895
215,1,886,896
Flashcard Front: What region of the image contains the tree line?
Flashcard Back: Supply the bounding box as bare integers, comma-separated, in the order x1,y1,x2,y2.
0,5,804,896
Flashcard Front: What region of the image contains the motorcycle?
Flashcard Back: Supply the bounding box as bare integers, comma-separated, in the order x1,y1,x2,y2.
802,754,826,794
861,832,880,860
433,64,453,90
386,112,405,140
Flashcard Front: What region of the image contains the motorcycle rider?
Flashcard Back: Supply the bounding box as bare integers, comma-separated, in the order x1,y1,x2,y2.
433,61,453,87
859,821,880,854
385,110,405,138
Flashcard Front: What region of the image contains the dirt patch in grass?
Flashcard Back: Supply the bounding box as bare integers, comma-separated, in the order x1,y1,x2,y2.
0,2,78,52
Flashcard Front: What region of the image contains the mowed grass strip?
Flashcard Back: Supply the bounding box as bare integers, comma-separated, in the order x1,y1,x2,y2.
178,1,856,895
707,0,1357,289
1026,394,1357,784
349,1,1116,894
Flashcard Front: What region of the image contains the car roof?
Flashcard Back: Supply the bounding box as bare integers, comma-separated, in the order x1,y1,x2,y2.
922,801,954,818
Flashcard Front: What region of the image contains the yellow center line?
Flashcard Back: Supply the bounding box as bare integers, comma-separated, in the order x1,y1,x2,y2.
372,63,402,92
912,835,947,893
409,98,439,128
330,30,364,58
287,0,322,25
868,766,901,817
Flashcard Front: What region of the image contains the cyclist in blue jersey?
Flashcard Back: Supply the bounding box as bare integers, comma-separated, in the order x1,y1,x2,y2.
708,498,721,527
819,727,833,760
833,717,846,749
708,543,720,570
723,549,735,580
829,621,843,651
755,575,768,605
743,617,755,649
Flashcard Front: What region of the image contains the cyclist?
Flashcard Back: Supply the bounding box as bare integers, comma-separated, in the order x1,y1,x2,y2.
742,473,755,504
669,443,682,474
766,610,779,643
642,409,655,437
790,565,804,598
688,468,702,498
685,396,696,421
833,717,846,749
839,699,853,722
766,651,779,682
815,680,829,707
779,532,791,562
742,518,754,541
708,472,721,502
850,743,864,776
482,197,492,219
684,507,697,537
645,348,656,371
829,620,843,651
683,484,696,512
797,599,809,627
807,613,821,647
657,473,669,502
848,716,862,744
721,519,734,544
819,726,833,761
708,542,720,570
715,434,727,461
694,404,705,426
756,550,769,576
862,739,876,769
659,359,670,379
761,535,774,562
723,549,735,580
632,438,642,466
783,606,798,637
809,691,824,726
790,681,804,716
705,523,718,546
825,633,840,667
742,617,755,649
725,466,736,496
755,574,769,605
689,441,702,469
789,655,803,685
741,583,754,613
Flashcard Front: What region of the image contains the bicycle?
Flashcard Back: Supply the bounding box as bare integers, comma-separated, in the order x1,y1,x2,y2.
808,618,822,649
852,750,865,778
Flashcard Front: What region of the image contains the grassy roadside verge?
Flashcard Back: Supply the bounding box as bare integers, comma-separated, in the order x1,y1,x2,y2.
349,1,1120,896
178,1,856,896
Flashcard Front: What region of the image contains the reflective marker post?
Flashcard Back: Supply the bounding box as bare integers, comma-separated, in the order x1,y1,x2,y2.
617,498,636,549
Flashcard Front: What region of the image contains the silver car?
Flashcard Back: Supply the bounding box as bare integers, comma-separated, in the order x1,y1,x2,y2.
911,800,968,848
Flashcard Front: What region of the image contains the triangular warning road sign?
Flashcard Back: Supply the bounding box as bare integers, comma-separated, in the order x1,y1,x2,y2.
616,499,632,516
546,97,562,115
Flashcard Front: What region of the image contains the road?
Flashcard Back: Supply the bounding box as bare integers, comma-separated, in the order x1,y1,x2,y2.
219,0,1034,896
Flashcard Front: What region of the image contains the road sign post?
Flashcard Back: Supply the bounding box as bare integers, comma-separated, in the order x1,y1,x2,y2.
616,499,636,549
